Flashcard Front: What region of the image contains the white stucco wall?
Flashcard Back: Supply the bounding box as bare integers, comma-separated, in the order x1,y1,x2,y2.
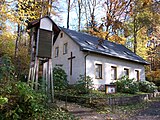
86,53,145,89
40,18,52,31
52,31,85,84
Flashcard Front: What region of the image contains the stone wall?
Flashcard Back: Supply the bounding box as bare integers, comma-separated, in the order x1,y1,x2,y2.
91,92,160,106
55,92,160,106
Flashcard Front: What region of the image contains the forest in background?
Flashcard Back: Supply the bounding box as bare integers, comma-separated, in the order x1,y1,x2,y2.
0,0,160,81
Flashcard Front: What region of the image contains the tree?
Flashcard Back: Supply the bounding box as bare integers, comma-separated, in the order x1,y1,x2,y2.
85,0,133,45
77,0,82,31
127,0,160,54
125,0,160,73
83,0,101,30
0,31,16,57
67,0,71,29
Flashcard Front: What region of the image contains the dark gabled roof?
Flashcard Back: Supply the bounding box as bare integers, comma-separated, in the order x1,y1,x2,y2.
61,27,149,65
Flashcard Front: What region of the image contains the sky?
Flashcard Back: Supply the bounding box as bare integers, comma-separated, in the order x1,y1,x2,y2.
52,0,105,31
5,0,105,32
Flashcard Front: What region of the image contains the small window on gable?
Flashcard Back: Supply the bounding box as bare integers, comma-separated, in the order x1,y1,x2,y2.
95,64,102,79
60,33,63,38
63,43,68,54
111,66,117,80
124,68,129,77
55,47,59,57
135,70,140,81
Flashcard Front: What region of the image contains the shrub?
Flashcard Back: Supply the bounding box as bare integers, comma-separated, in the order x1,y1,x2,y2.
0,96,8,107
0,55,15,81
0,81,46,120
53,67,68,91
0,81,78,120
74,75,93,94
139,81,158,93
115,76,139,94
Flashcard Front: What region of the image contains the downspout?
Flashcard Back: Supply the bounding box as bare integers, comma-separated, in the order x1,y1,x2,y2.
84,51,90,88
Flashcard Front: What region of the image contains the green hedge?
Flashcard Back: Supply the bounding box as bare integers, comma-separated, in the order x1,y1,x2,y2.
115,76,158,94
115,76,139,94
139,81,158,93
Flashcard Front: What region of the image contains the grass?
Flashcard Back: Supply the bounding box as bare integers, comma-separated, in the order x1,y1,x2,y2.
56,90,150,100
81,90,149,98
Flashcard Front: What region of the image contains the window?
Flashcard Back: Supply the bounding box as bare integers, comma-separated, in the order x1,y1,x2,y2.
60,33,63,38
135,70,140,81
111,66,117,80
63,43,68,54
55,47,59,57
95,64,102,79
124,68,129,76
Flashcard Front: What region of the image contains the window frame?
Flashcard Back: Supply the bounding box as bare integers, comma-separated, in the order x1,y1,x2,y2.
124,68,129,76
55,47,59,58
63,43,68,54
111,66,117,80
95,64,102,79
135,70,140,81
60,33,63,38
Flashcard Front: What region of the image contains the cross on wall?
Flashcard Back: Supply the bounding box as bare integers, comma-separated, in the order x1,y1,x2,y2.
68,52,75,75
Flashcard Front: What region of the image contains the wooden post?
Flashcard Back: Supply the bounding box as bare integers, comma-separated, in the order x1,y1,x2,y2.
42,61,46,92
50,59,54,102
47,60,51,102
28,30,35,84
30,67,34,89
32,61,37,89
35,57,39,91
28,68,32,84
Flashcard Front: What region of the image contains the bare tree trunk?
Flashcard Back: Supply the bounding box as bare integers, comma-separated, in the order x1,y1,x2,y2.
15,24,20,58
47,0,52,16
78,0,81,31
83,0,89,30
133,13,137,53
67,0,71,29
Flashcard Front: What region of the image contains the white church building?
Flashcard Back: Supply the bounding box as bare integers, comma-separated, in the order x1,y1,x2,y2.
28,16,149,89
52,26,149,89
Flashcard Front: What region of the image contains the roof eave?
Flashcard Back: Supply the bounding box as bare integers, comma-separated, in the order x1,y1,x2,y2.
81,48,150,65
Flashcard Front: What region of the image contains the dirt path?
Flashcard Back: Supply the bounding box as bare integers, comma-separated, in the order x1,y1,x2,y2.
55,100,108,120
55,97,160,120
55,100,123,120
130,101,160,120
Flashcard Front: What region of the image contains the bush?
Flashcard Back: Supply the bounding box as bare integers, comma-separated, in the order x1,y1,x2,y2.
53,67,68,91
139,81,158,93
115,76,139,94
0,81,46,120
74,75,93,94
0,81,78,120
0,55,15,81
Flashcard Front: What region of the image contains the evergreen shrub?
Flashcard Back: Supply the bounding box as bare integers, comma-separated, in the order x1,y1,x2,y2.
74,75,93,94
53,67,68,91
115,76,139,94
139,81,158,93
